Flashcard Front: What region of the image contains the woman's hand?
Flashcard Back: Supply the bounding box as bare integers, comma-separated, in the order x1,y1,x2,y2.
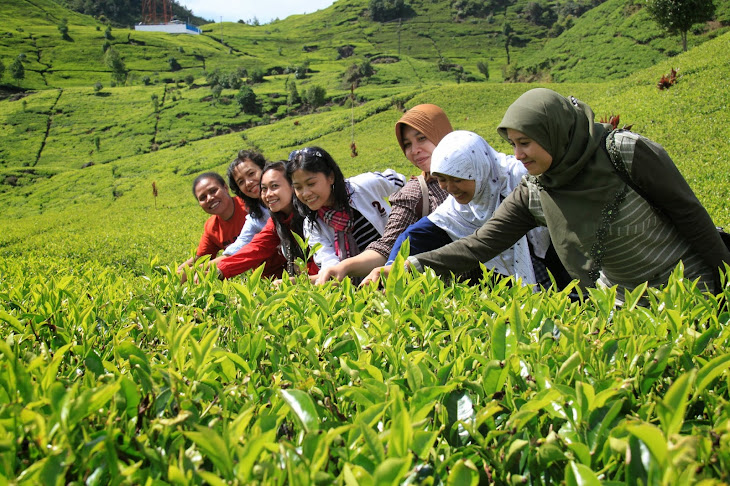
360,265,392,287
314,262,348,285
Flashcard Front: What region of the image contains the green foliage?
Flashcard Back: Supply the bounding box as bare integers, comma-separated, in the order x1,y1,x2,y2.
104,24,113,40
0,256,729,483
235,85,258,114
167,56,181,71
93,81,102,93
0,59,4,80
646,0,716,51
287,78,301,105
104,47,126,85
303,84,327,109
57,18,69,40
343,60,375,86
476,60,490,80
10,56,24,83
370,0,411,22
248,68,265,84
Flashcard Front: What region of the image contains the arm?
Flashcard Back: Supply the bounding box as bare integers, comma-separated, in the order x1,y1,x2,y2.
412,187,538,276
315,249,387,284
630,137,730,270
305,219,341,273
216,218,284,279
223,212,268,256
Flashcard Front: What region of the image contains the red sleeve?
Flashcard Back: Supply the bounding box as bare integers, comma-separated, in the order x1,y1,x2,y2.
217,218,286,279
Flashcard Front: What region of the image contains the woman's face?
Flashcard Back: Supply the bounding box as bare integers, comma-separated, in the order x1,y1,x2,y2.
260,169,294,215
194,178,234,217
402,125,437,172
506,128,553,176
291,169,336,211
232,159,263,199
433,174,477,204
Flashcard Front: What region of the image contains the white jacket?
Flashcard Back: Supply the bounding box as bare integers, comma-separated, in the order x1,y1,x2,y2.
305,169,406,272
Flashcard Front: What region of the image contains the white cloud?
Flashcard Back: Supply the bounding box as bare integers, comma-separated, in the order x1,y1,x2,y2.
179,0,337,24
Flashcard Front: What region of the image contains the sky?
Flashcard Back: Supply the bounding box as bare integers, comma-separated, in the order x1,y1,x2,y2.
179,0,338,24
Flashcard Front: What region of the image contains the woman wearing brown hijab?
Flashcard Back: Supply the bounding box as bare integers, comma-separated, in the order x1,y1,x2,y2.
314,104,454,283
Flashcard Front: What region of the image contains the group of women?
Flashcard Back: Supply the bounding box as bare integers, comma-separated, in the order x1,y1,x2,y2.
180,88,730,298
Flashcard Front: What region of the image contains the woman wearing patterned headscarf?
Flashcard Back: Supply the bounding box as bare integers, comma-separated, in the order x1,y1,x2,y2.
313,104,454,284
367,88,729,297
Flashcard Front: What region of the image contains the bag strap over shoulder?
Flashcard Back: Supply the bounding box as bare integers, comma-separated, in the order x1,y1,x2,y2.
416,174,430,218
603,129,667,219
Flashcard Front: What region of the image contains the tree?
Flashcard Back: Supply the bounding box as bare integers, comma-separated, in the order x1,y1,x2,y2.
502,22,514,65
303,85,327,110
104,47,127,85
287,79,300,105
93,81,103,94
168,56,181,71
370,0,409,22
10,57,24,84
477,60,490,81
0,59,5,81
58,18,70,40
235,85,258,114
646,0,715,52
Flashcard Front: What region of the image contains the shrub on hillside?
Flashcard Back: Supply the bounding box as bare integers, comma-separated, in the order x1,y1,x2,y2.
10,57,24,84
0,59,4,81
104,47,127,85
370,0,411,22
248,69,265,84
168,57,181,72
58,19,70,40
236,86,259,114
303,85,327,110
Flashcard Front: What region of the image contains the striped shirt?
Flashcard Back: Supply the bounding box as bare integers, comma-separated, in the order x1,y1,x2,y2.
351,207,380,252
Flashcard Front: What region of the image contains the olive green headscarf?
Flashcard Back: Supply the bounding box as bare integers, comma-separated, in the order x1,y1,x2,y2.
497,88,621,285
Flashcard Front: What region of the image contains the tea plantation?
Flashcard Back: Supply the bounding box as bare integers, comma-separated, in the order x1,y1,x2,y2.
1,0,730,483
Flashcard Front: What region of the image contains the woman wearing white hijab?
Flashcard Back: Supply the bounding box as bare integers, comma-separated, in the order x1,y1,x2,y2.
386,130,552,285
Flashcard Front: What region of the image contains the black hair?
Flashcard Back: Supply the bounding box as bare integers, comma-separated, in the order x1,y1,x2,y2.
287,146,349,225
262,161,307,275
192,172,226,197
226,149,267,219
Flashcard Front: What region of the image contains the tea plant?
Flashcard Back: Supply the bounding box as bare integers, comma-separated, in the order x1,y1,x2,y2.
1,256,730,483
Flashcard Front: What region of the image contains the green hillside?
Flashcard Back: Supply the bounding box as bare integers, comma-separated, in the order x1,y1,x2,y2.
1,29,729,271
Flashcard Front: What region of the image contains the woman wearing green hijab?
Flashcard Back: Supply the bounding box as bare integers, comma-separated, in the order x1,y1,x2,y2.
366,88,729,296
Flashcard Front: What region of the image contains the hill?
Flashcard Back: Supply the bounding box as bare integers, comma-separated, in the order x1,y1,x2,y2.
0,29,729,272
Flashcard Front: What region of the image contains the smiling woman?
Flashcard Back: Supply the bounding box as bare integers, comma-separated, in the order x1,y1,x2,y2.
177,171,248,278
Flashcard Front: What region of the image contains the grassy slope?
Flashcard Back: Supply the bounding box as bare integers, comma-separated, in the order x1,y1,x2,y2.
0,0,728,274
0,31,728,275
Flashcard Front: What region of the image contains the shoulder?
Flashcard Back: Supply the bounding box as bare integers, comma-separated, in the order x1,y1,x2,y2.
349,170,406,192
389,177,422,203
